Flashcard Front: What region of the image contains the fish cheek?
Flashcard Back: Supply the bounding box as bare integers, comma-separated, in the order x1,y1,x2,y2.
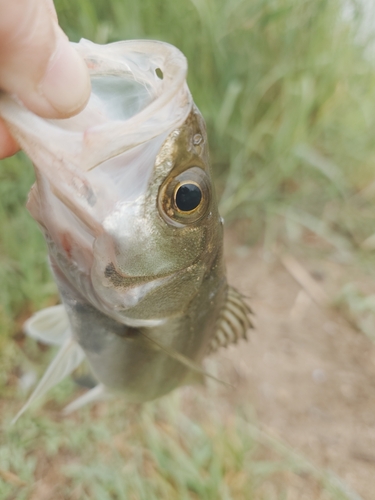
159,221,212,273
112,208,208,277
121,224,207,277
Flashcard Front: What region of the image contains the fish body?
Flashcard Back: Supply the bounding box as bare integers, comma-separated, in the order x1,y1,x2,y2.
0,40,250,415
50,106,227,402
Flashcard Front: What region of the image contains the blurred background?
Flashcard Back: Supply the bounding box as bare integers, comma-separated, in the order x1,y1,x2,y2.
2,0,375,498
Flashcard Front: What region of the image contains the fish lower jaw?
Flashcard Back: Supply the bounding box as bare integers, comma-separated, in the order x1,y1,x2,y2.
108,311,167,328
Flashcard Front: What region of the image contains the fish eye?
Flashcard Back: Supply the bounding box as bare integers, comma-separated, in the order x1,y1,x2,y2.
158,166,211,225
174,182,202,212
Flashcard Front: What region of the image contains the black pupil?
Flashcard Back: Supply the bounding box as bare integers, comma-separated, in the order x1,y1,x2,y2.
175,183,202,212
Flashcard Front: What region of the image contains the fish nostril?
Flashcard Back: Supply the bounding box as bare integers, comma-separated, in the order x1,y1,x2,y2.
193,134,202,145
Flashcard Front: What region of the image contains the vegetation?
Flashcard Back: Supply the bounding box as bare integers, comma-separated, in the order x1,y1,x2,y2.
1,0,375,497
0,387,361,499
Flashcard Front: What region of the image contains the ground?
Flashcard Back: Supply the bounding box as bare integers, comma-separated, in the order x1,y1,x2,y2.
3,229,375,500
221,230,375,500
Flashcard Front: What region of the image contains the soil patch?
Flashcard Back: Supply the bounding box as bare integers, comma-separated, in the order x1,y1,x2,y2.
218,231,375,500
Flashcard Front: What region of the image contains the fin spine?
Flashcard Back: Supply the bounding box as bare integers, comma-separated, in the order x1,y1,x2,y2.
207,285,253,354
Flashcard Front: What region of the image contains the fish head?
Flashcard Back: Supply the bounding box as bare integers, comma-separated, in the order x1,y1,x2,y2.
0,39,225,327
92,106,224,322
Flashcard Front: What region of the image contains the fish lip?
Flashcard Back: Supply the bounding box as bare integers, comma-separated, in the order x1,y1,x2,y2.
0,40,194,250
80,40,193,170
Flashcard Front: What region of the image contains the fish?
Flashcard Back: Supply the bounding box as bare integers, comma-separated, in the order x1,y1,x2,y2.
0,39,252,420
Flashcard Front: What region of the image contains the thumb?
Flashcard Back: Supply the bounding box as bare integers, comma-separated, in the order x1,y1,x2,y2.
0,0,91,118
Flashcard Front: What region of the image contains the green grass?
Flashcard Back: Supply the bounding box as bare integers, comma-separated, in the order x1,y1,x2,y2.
57,0,375,229
1,0,375,498
0,388,361,499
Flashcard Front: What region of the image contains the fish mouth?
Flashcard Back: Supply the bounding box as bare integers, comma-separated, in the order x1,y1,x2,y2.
0,40,192,171
0,40,193,239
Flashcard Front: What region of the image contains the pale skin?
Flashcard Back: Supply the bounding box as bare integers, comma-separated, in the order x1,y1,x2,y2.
0,0,91,158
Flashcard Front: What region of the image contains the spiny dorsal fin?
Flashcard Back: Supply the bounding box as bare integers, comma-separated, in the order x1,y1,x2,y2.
208,286,253,354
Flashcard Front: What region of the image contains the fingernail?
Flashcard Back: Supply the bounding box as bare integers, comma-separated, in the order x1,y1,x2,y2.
39,26,91,117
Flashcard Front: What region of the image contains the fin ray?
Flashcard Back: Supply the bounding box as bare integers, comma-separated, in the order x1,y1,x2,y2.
24,305,70,346
208,285,253,354
62,384,112,415
140,332,232,388
12,338,85,423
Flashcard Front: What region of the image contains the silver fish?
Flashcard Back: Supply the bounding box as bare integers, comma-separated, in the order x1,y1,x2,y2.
0,40,251,419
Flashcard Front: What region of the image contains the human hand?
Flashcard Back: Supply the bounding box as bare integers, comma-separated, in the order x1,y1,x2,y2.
0,0,91,158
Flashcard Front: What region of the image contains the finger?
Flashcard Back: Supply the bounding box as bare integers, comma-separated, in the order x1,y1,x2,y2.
0,118,20,159
0,0,91,119
43,0,58,22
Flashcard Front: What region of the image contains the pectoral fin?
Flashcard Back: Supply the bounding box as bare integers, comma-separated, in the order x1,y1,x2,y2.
140,332,232,388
